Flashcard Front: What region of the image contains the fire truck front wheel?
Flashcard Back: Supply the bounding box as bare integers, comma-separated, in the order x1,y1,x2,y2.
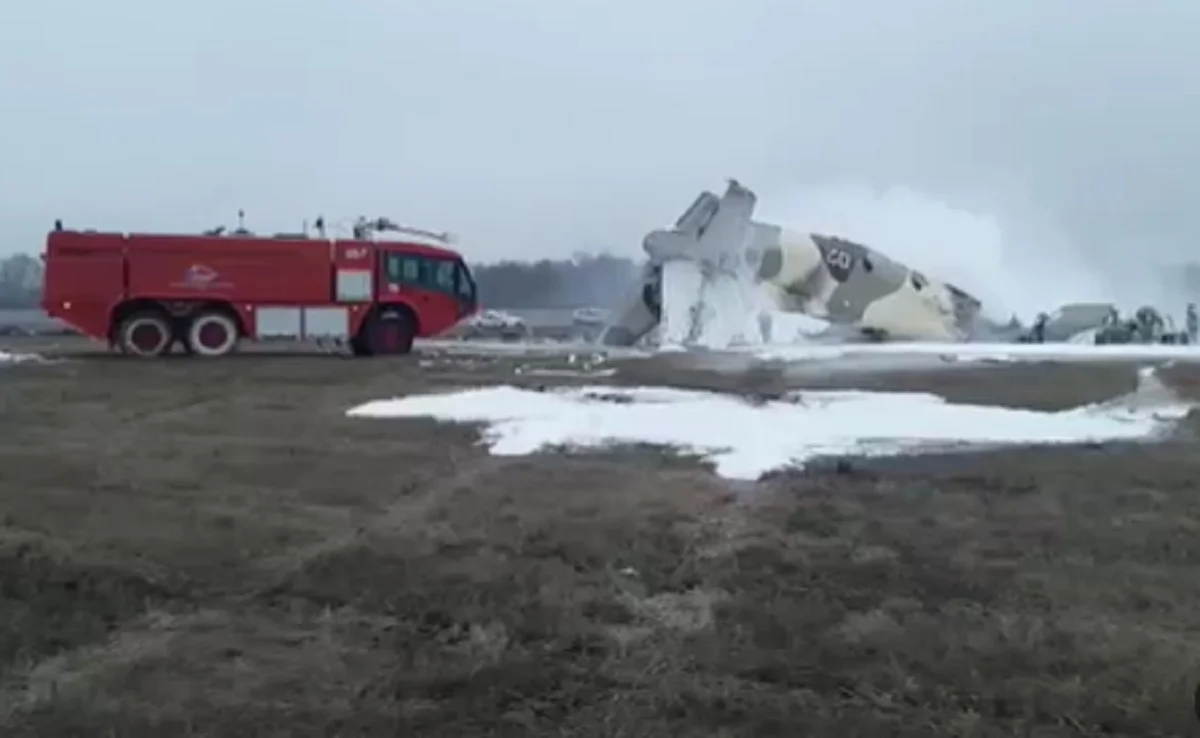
117,311,173,358
185,311,241,357
357,309,416,356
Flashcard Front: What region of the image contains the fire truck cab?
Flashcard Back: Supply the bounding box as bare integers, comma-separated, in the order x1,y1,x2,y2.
41,216,478,357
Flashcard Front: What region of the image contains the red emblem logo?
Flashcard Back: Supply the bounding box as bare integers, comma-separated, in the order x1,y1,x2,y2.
183,264,219,288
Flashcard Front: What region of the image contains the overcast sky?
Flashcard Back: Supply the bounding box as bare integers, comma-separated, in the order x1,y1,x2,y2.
4,0,1199,300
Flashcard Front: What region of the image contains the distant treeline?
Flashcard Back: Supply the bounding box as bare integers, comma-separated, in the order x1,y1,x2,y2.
471,253,638,309
0,253,42,309
0,252,639,311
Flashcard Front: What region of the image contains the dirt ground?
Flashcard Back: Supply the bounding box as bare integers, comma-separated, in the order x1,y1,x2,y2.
4,337,1200,736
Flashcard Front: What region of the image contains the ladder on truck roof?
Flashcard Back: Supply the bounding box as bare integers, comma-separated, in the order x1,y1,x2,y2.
192,211,457,246
346,216,456,245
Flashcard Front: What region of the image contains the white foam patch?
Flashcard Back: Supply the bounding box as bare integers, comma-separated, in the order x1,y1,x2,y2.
347,383,1191,480
758,310,829,344
657,256,817,351
417,339,650,360
659,261,765,349
750,341,1200,364
0,351,41,365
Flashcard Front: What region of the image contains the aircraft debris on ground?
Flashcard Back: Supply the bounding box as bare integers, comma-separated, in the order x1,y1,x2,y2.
599,179,986,348
597,179,1200,353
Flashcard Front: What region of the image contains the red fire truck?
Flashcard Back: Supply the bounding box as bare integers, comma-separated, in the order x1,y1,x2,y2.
41,216,478,357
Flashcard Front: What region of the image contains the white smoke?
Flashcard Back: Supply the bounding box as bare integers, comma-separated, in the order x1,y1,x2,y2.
756,183,1113,323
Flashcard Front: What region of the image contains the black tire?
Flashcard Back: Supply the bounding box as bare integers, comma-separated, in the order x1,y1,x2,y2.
116,309,173,358
184,310,240,357
357,309,416,357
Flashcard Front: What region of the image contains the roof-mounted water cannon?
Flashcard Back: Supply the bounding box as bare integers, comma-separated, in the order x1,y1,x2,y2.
231,209,251,236
201,210,251,237
350,216,457,246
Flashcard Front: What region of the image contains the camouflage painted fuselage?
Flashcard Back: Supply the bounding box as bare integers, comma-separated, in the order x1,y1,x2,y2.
750,226,982,341
598,180,984,347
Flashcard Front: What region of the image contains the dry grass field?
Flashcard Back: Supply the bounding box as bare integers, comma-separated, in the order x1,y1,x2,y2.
2,338,1200,736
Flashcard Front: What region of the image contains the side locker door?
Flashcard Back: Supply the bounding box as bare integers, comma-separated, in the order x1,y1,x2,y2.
334,243,374,302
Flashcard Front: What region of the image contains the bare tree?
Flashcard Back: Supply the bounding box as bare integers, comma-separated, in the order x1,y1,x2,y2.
472,253,638,309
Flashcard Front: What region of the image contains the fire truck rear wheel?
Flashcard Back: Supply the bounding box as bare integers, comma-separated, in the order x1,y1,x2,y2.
361,309,416,356
186,311,240,357
118,311,173,358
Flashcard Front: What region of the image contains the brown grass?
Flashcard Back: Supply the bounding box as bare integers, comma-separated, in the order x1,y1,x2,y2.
1,339,1200,736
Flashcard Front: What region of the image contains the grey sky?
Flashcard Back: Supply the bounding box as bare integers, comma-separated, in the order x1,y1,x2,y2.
4,0,1199,293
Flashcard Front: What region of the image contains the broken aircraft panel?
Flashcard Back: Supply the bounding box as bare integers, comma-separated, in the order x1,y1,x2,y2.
598,180,985,347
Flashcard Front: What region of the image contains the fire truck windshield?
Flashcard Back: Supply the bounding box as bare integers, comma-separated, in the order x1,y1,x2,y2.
454,261,476,306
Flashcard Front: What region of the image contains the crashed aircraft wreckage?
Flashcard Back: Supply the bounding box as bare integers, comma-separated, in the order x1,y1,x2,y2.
598,179,985,348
